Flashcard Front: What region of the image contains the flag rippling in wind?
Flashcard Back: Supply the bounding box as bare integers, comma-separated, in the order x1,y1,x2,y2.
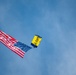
0,30,32,58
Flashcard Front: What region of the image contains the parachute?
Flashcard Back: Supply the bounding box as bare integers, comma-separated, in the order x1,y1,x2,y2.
31,35,42,48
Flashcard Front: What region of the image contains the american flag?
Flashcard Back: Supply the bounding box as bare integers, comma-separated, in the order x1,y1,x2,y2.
0,30,32,58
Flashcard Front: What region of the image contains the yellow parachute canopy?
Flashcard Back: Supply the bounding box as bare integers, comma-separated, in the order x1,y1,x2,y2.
31,35,42,48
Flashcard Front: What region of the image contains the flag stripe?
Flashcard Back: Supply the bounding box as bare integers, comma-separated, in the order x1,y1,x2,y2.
0,39,25,58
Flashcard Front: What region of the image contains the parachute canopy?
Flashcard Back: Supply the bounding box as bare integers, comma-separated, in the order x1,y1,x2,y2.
31,35,42,48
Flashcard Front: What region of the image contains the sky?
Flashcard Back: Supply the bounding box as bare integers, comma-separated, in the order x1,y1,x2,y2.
0,0,76,75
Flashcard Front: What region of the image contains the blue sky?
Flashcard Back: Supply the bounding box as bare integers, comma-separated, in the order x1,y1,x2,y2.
0,0,76,75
